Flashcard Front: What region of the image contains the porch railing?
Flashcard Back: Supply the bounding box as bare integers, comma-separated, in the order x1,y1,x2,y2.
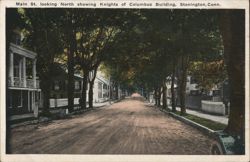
8,77,40,89
13,77,24,87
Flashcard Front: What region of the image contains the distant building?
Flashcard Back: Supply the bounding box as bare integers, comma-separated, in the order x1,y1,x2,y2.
7,31,41,117
186,76,199,95
93,71,110,103
49,64,83,100
49,66,112,108
165,76,177,105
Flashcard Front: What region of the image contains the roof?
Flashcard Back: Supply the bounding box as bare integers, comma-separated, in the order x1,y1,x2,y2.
74,74,83,79
96,75,109,85
50,63,82,80
51,63,109,83
95,71,109,85
10,43,37,59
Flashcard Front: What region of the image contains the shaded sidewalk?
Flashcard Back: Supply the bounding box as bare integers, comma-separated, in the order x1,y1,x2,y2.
174,107,228,125
9,100,116,124
148,102,228,125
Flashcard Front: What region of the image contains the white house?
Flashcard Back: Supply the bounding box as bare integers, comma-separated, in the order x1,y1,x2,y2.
186,75,199,95
93,71,110,103
7,43,41,117
49,69,111,107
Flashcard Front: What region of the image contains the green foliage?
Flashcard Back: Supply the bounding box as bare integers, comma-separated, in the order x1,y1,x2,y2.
15,8,224,98
20,9,64,81
188,60,227,91
6,8,25,51
103,9,223,93
173,110,227,130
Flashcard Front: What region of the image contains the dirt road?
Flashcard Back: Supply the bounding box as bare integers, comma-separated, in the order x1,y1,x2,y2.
9,96,213,154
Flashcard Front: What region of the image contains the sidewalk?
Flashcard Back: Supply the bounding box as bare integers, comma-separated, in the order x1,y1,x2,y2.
148,102,228,125
10,100,116,125
10,113,36,122
174,107,228,125
50,98,114,108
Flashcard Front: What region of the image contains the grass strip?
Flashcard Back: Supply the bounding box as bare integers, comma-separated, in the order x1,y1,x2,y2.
165,108,227,131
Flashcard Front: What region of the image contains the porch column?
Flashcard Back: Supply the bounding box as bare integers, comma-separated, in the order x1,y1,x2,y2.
19,58,22,86
33,59,37,88
8,51,14,86
28,91,30,111
101,83,104,98
33,91,39,117
22,57,26,87
107,85,110,99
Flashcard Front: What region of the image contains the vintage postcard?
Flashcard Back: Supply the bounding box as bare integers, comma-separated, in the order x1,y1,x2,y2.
0,0,249,162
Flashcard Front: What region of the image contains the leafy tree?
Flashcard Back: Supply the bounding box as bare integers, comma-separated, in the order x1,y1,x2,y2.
21,9,64,113
188,60,227,92
62,9,78,113
162,10,223,115
94,10,144,100
101,9,223,116
72,9,125,109
6,8,24,53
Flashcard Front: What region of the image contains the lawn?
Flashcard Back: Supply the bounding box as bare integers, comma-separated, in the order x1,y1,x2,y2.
165,108,227,131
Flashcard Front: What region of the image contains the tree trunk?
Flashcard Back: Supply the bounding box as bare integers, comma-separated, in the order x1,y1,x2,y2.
40,77,51,114
67,49,74,112
88,82,94,108
115,84,119,100
81,71,88,109
219,10,245,147
43,88,51,112
171,58,176,112
162,80,167,109
109,81,113,100
66,15,77,113
154,88,157,105
88,67,98,108
179,55,189,115
157,87,161,107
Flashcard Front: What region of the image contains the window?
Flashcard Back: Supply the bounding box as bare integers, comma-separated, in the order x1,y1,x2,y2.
60,81,66,90
213,90,221,96
98,82,103,98
75,81,80,90
79,81,82,90
98,82,102,90
190,77,198,84
14,65,19,77
103,84,107,90
35,91,39,102
14,55,21,78
54,81,60,90
103,90,109,98
102,84,109,98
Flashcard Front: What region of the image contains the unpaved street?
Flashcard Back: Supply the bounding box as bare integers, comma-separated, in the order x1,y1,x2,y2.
10,96,213,154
